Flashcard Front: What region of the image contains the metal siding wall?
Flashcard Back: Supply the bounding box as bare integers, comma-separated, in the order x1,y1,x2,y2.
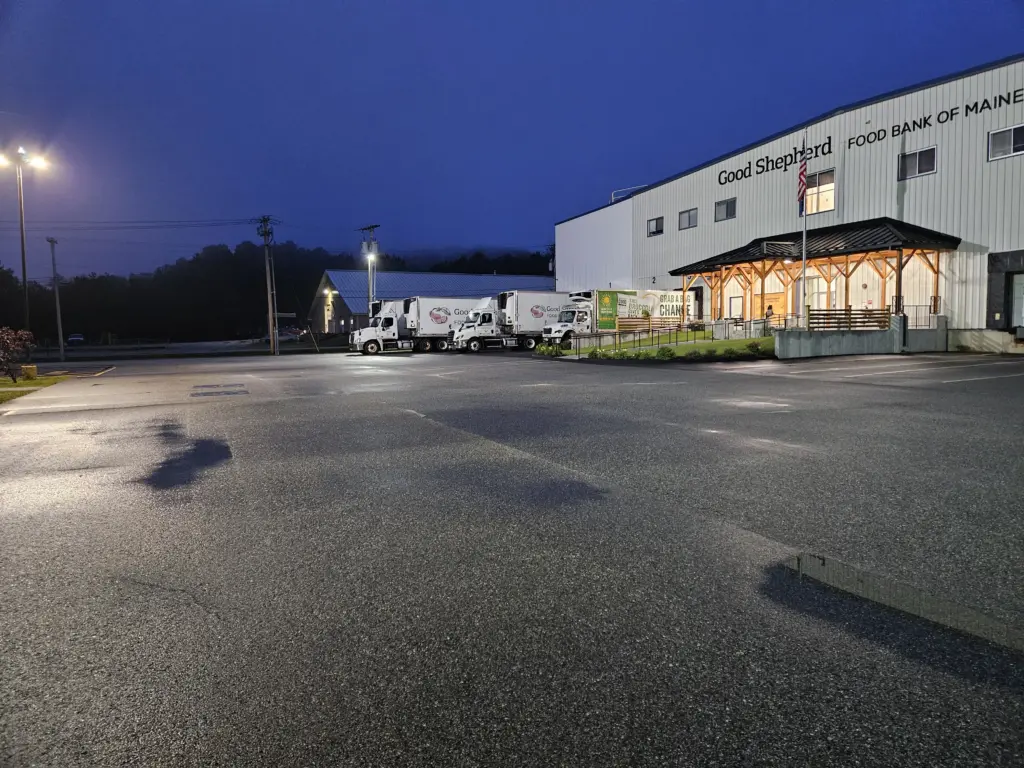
942,250,988,328
555,200,634,293
626,60,1023,325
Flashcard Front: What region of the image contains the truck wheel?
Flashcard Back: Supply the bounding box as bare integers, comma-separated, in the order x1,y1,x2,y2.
416,339,432,353
522,337,537,350
435,339,450,352
467,338,483,353
364,340,381,355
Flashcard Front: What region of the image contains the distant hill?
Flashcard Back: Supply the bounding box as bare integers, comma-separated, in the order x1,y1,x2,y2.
392,246,537,270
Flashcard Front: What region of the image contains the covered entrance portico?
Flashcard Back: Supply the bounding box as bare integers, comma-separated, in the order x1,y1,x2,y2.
669,217,962,324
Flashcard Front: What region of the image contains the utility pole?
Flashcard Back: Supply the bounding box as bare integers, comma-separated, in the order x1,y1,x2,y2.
46,237,65,362
256,215,279,355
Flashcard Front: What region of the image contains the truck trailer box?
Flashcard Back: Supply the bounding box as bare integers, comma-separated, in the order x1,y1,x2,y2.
496,291,572,336
403,296,482,337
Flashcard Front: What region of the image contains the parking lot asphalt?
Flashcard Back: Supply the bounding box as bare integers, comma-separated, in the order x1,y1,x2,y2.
1,351,1022,766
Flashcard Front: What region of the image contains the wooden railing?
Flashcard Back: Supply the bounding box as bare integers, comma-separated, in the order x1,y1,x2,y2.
615,316,686,332
808,307,891,330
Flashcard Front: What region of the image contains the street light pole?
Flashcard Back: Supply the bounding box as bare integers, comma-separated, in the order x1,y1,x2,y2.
47,237,65,362
16,161,28,330
367,253,376,307
1,147,48,332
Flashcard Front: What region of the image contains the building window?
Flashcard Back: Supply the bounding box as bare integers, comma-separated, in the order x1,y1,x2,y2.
897,147,936,180
804,169,835,214
714,198,736,222
989,124,1024,160
678,208,698,230
647,216,664,237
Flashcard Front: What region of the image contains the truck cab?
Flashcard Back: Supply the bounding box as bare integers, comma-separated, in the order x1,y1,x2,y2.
452,299,518,352
542,302,593,347
349,301,410,354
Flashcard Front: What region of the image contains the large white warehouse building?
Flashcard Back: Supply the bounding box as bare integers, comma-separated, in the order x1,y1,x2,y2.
555,54,1024,351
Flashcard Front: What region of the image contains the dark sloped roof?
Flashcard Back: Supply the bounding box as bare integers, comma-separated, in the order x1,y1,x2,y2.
669,218,961,276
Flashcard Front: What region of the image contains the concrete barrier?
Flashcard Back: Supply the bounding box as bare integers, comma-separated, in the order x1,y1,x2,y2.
906,316,948,353
776,315,950,359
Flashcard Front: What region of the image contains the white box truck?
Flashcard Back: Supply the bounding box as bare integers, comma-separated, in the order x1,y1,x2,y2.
542,289,693,346
349,296,481,354
452,291,570,351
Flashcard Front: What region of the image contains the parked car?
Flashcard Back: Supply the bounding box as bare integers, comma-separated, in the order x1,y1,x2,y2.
261,330,301,343
67,334,85,345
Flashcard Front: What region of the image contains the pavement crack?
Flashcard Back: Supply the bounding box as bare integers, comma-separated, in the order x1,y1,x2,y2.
115,575,224,621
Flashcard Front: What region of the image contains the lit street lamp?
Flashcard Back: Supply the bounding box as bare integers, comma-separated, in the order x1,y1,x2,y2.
0,146,48,331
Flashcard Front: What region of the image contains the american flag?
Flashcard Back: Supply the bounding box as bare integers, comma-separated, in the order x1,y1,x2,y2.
797,136,807,217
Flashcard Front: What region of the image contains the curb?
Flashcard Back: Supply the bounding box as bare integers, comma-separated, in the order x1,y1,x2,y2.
784,552,1024,653
530,354,775,366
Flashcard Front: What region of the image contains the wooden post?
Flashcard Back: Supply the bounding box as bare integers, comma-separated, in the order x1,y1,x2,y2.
879,254,887,311
844,254,850,308
894,248,905,315
760,259,766,320
719,266,726,320
933,251,941,312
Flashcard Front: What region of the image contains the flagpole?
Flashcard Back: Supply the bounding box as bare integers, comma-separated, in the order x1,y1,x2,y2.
800,129,808,328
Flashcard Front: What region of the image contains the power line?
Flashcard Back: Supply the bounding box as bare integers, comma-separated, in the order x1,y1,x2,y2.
0,218,254,233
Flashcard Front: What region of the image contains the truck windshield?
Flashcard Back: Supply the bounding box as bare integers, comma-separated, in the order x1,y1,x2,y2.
369,317,381,328
558,310,576,323
464,311,480,325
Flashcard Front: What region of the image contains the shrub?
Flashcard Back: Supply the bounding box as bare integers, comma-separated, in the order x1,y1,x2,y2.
634,349,655,360
0,328,34,383
611,349,630,360
682,349,703,362
955,344,973,353
587,348,602,359
535,343,563,357
700,348,718,361
746,341,763,355
720,347,741,360
656,346,675,360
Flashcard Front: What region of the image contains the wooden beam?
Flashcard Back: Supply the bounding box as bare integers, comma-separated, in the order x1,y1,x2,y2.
915,250,938,274
846,253,868,279
933,251,941,311
866,254,888,280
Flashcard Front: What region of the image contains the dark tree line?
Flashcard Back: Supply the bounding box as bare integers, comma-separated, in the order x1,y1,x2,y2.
429,248,553,276
0,242,552,344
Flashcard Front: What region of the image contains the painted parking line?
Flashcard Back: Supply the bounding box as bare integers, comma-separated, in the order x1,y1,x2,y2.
840,359,1024,378
942,370,1024,384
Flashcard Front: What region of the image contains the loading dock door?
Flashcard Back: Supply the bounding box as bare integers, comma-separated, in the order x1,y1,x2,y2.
1012,274,1024,327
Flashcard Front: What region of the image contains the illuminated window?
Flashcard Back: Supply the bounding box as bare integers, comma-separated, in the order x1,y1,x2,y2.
898,147,936,180
805,169,835,214
989,124,1024,160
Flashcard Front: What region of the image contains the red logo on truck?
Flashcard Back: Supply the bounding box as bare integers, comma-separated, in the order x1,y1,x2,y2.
429,307,450,324
530,305,545,318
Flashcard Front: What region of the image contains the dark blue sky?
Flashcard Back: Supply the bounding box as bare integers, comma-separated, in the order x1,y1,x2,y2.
1,0,1022,277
